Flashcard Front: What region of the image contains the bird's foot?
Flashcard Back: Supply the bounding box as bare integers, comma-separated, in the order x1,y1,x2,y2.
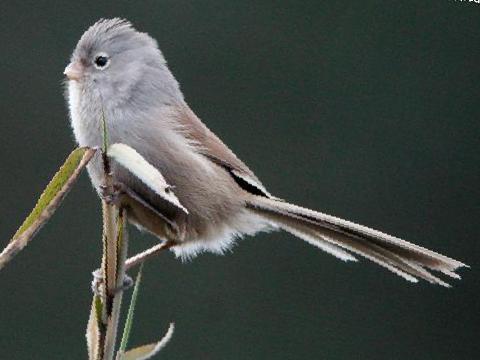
91,269,134,296
99,181,127,206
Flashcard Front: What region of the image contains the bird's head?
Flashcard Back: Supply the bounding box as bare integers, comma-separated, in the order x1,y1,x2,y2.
65,18,181,107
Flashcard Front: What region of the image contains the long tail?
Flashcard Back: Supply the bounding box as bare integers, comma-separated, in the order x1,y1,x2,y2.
247,196,467,287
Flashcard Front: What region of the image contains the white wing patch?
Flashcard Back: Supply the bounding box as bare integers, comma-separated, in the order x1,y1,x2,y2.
107,143,188,214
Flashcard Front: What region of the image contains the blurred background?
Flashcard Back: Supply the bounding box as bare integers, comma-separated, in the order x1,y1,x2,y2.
0,1,479,359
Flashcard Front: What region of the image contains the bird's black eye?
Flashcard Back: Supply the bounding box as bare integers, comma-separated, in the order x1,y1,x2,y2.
94,55,109,69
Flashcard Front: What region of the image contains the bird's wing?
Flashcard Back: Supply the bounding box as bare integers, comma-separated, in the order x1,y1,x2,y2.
176,105,273,198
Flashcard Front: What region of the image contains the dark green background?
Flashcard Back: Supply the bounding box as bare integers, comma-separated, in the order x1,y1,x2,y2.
0,1,478,359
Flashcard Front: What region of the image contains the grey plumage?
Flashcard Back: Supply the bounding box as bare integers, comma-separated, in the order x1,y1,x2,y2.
65,18,466,285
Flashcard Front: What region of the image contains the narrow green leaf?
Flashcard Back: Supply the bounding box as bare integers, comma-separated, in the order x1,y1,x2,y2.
0,147,96,270
117,323,175,360
116,210,126,283
119,264,144,353
94,294,104,326
13,147,94,239
101,108,109,153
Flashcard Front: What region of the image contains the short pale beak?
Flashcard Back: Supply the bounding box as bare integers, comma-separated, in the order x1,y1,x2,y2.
64,62,84,81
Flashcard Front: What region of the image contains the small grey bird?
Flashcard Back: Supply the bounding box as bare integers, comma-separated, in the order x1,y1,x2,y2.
65,18,466,286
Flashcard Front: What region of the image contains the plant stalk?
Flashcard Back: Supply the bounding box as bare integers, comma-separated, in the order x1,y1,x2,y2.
97,108,130,359
102,207,128,360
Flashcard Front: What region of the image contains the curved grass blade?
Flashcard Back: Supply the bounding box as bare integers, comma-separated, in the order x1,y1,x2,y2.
0,147,96,270
117,323,175,360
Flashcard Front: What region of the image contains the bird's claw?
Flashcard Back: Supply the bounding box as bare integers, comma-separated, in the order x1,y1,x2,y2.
99,181,126,206
91,269,134,296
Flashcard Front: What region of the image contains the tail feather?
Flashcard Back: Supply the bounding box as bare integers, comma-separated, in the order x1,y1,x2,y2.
247,196,467,286
258,210,447,286
270,213,358,262
311,224,451,286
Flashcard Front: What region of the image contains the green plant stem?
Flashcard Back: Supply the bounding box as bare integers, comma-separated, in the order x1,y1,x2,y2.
119,263,144,353
102,208,128,360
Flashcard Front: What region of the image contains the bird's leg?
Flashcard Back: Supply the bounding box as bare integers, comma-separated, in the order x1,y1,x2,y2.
90,240,175,295
125,240,176,271
99,181,127,207
97,180,182,285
